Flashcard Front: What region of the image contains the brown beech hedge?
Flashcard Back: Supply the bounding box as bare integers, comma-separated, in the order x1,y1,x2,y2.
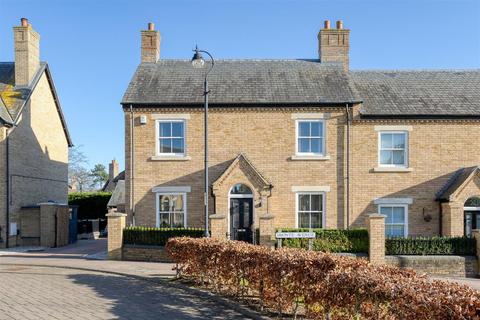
166,237,480,319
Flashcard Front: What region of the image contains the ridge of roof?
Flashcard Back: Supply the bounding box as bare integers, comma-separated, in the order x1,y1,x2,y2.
350,69,480,73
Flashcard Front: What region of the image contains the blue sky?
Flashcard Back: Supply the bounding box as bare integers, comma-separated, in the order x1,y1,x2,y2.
1,0,479,171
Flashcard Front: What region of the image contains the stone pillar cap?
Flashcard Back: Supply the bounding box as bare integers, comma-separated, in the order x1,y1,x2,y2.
259,213,275,220
209,214,226,220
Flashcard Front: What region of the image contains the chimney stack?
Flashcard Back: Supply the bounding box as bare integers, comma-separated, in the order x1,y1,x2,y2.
141,22,160,63
318,20,350,71
109,159,119,181
13,18,40,86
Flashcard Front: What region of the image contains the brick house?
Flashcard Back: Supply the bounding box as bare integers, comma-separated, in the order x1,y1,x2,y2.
0,19,72,247
121,21,480,242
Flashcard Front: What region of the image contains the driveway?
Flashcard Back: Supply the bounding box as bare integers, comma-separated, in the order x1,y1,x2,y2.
0,240,255,320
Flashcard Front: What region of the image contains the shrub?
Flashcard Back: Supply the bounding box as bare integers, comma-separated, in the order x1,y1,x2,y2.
123,227,204,246
167,237,480,319
386,236,476,255
278,228,368,253
68,192,112,220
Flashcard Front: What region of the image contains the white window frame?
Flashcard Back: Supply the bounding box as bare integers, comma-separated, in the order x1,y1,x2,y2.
295,119,325,156
155,192,187,228
295,192,326,229
155,119,186,157
378,131,408,168
378,204,408,238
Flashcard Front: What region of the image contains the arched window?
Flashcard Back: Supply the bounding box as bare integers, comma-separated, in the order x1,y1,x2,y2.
465,197,480,207
230,184,252,195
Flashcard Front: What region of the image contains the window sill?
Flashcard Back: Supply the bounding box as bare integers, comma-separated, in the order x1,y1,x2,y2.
372,167,413,173
150,155,191,161
290,155,331,161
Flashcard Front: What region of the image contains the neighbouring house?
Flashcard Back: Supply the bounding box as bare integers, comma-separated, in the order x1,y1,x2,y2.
103,159,126,212
0,18,72,247
120,20,480,242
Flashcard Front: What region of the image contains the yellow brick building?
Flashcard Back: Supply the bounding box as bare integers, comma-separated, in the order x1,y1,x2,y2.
121,21,480,242
0,19,72,247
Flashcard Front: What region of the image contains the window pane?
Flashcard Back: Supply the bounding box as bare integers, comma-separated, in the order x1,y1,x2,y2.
160,122,171,138
311,138,322,154
171,195,184,212
393,134,405,149
380,206,393,223
172,122,184,137
171,138,184,154
172,212,184,228
311,194,321,211
299,122,310,137
380,150,392,164
310,212,322,228
159,213,170,228
392,150,405,165
159,195,171,212
387,225,404,237
299,194,310,211
298,138,310,153
160,138,172,153
381,133,392,149
299,212,309,228
311,122,321,136
392,207,405,223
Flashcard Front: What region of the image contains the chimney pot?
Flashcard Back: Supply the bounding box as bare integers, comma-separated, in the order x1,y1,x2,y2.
324,20,330,29
336,20,343,29
148,22,155,31
20,18,28,27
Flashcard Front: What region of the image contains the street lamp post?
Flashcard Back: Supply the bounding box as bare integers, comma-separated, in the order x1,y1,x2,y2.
191,46,215,238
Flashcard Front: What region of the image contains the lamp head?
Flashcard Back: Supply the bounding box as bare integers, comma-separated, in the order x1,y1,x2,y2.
191,45,205,68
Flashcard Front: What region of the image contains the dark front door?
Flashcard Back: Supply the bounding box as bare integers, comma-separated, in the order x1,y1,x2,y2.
230,198,253,243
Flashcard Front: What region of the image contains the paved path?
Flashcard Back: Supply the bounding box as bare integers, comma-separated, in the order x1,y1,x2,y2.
0,240,253,320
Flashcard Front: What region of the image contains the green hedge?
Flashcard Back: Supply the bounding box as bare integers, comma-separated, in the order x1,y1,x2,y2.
68,192,112,220
123,227,204,246
386,236,476,255
277,228,369,253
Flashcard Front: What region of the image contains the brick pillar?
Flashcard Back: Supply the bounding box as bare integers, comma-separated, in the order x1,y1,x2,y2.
106,209,126,260
209,214,227,240
472,229,480,276
441,202,464,236
366,213,386,265
259,213,275,247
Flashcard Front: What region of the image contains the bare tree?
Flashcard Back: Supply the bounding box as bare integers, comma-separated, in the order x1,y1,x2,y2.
68,145,93,192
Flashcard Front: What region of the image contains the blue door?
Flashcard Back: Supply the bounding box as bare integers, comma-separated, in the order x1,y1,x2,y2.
69,206,78,244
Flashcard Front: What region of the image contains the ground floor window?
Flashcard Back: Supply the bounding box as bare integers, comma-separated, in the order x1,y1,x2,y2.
379,204,408,237
297,193,324,229
156,193,186,228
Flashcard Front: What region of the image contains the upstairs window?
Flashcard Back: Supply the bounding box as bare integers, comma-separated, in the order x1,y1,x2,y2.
296,120,324,155
157,120,185,156
379,132,408,167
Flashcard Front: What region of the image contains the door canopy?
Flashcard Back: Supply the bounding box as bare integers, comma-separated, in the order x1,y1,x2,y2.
212,153,272,198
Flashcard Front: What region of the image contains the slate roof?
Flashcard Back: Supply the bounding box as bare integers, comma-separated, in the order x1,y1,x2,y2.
436,166,479,201
0,62,73,146
122,60,361,105
0,62,30,123
122,59,480,116
351,70,480,116
107,180,125,207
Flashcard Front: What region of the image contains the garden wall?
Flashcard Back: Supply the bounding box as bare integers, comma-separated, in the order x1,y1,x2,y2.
122,245,173,262
386,255,477,278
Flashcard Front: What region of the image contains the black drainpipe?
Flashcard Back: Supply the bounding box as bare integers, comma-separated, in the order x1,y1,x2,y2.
130,104,135,226
5,124,14,248
439,202,443,236
345,103,351,229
